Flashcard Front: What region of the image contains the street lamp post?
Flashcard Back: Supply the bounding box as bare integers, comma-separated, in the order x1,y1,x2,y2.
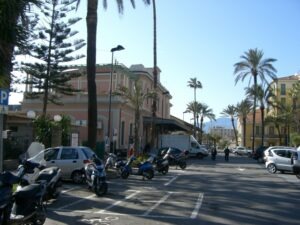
107,45,125,153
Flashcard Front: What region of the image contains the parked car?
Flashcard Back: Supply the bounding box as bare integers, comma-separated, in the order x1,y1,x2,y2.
232,146,252,156
265,147,296,174
28,146,97,183
292,147,300,179
263,146,295,162
252,146,268,162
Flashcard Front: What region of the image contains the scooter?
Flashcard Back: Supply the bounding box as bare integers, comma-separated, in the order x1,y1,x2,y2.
16,159,62,201
84,155,108,196
165,149,187,170
120,156,154,180
0,171,47,225
147,155,169,175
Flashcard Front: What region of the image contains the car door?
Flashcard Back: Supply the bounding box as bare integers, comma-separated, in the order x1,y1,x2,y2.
274,150,291,171
44,147,60,167
55,147,82,179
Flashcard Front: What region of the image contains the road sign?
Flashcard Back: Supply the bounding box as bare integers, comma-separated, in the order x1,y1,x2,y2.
0,89,9,105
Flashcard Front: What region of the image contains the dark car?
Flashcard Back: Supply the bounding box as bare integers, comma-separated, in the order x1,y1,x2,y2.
252,146,268,162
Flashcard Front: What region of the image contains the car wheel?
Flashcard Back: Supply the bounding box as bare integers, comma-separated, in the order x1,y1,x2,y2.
267,163,277,174
72,171,84,184
296,172,300,179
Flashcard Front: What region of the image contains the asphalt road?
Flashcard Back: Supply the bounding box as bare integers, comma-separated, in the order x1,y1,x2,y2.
44,154,300,225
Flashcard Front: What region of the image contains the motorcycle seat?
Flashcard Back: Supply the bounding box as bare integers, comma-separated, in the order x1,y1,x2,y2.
36,167,60,182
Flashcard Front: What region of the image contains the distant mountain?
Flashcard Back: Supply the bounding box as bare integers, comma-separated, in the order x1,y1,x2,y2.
203,118,236,132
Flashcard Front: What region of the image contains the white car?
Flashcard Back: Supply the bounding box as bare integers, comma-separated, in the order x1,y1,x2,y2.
232,146,252,156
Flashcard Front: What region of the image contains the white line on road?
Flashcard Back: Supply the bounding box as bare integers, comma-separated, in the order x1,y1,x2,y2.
190,193,204,219
58,194,96,210
164,176,178,186
142,192,172,216
97,190,141,214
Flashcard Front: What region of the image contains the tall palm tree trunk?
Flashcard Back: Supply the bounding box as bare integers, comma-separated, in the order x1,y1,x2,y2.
260,106,265,146
252,75,257,151
151,0,157,148
86,0,98,149
242,117,246,147
231,117,238,146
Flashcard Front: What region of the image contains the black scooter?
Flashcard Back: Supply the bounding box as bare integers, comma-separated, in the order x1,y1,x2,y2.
0,171,47,225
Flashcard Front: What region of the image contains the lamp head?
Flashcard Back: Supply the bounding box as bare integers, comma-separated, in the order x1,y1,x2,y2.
111,45,125,52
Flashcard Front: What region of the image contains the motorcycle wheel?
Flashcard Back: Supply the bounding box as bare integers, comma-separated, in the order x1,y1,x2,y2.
32,205,46,225
179,161,187,170
94,180,108,197
143,169,154,180
71,171,84,184
121,170,129,179
161,165,169,175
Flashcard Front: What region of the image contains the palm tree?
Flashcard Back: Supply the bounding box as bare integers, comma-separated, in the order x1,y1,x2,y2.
245,84,275,146
236,99,252,147
0,0,40,87
265,113,284,145
187,78,203,137
75,0,150,149
234,48,277,151
186,101,201,136
288,81,300,132
113,78,155,153
198,103,216,144
221,105,238,146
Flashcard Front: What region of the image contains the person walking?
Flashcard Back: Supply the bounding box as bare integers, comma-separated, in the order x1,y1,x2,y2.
211,147,217,160
224,146,230,161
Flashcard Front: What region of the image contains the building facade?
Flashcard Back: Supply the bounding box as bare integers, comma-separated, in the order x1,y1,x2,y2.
238,73,300,149
20,63,188,152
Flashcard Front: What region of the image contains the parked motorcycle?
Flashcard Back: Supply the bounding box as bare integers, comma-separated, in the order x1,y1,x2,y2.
120,156,154,180
164,149,187,170
17,159,62,201
147,155,169,175
0,170,47,225
84,155,108,196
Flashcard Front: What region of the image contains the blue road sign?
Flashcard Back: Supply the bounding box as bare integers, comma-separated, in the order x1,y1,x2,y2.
0,89,9,105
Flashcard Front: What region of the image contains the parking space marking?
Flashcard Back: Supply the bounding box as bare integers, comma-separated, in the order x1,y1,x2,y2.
164,175,178,186
58,193,96,210
190,193,204,219
97,190,140,214
142,191,172,216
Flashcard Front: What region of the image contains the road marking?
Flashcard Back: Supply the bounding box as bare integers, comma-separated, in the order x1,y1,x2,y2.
143,192,172,216
58,194,96,210
61,186,80,193
164,176,178,186
190,193,204,219
97,190,140,214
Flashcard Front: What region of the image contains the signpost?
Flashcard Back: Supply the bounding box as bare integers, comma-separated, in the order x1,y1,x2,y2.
0,89,9,172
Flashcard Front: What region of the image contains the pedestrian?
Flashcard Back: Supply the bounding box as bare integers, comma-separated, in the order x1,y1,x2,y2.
224,146,230,161
211,147,217,160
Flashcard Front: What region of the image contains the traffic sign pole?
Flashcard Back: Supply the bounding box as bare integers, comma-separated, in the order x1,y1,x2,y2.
0,89,9,172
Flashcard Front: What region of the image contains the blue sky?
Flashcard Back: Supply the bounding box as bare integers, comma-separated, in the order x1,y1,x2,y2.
11,0,300,124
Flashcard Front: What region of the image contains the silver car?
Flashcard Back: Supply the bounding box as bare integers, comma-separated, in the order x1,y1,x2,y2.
265,147,296,173
29,146,96,183
292,147,300,179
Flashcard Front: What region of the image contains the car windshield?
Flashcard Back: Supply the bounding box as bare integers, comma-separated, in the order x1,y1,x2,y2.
81,147,96,159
